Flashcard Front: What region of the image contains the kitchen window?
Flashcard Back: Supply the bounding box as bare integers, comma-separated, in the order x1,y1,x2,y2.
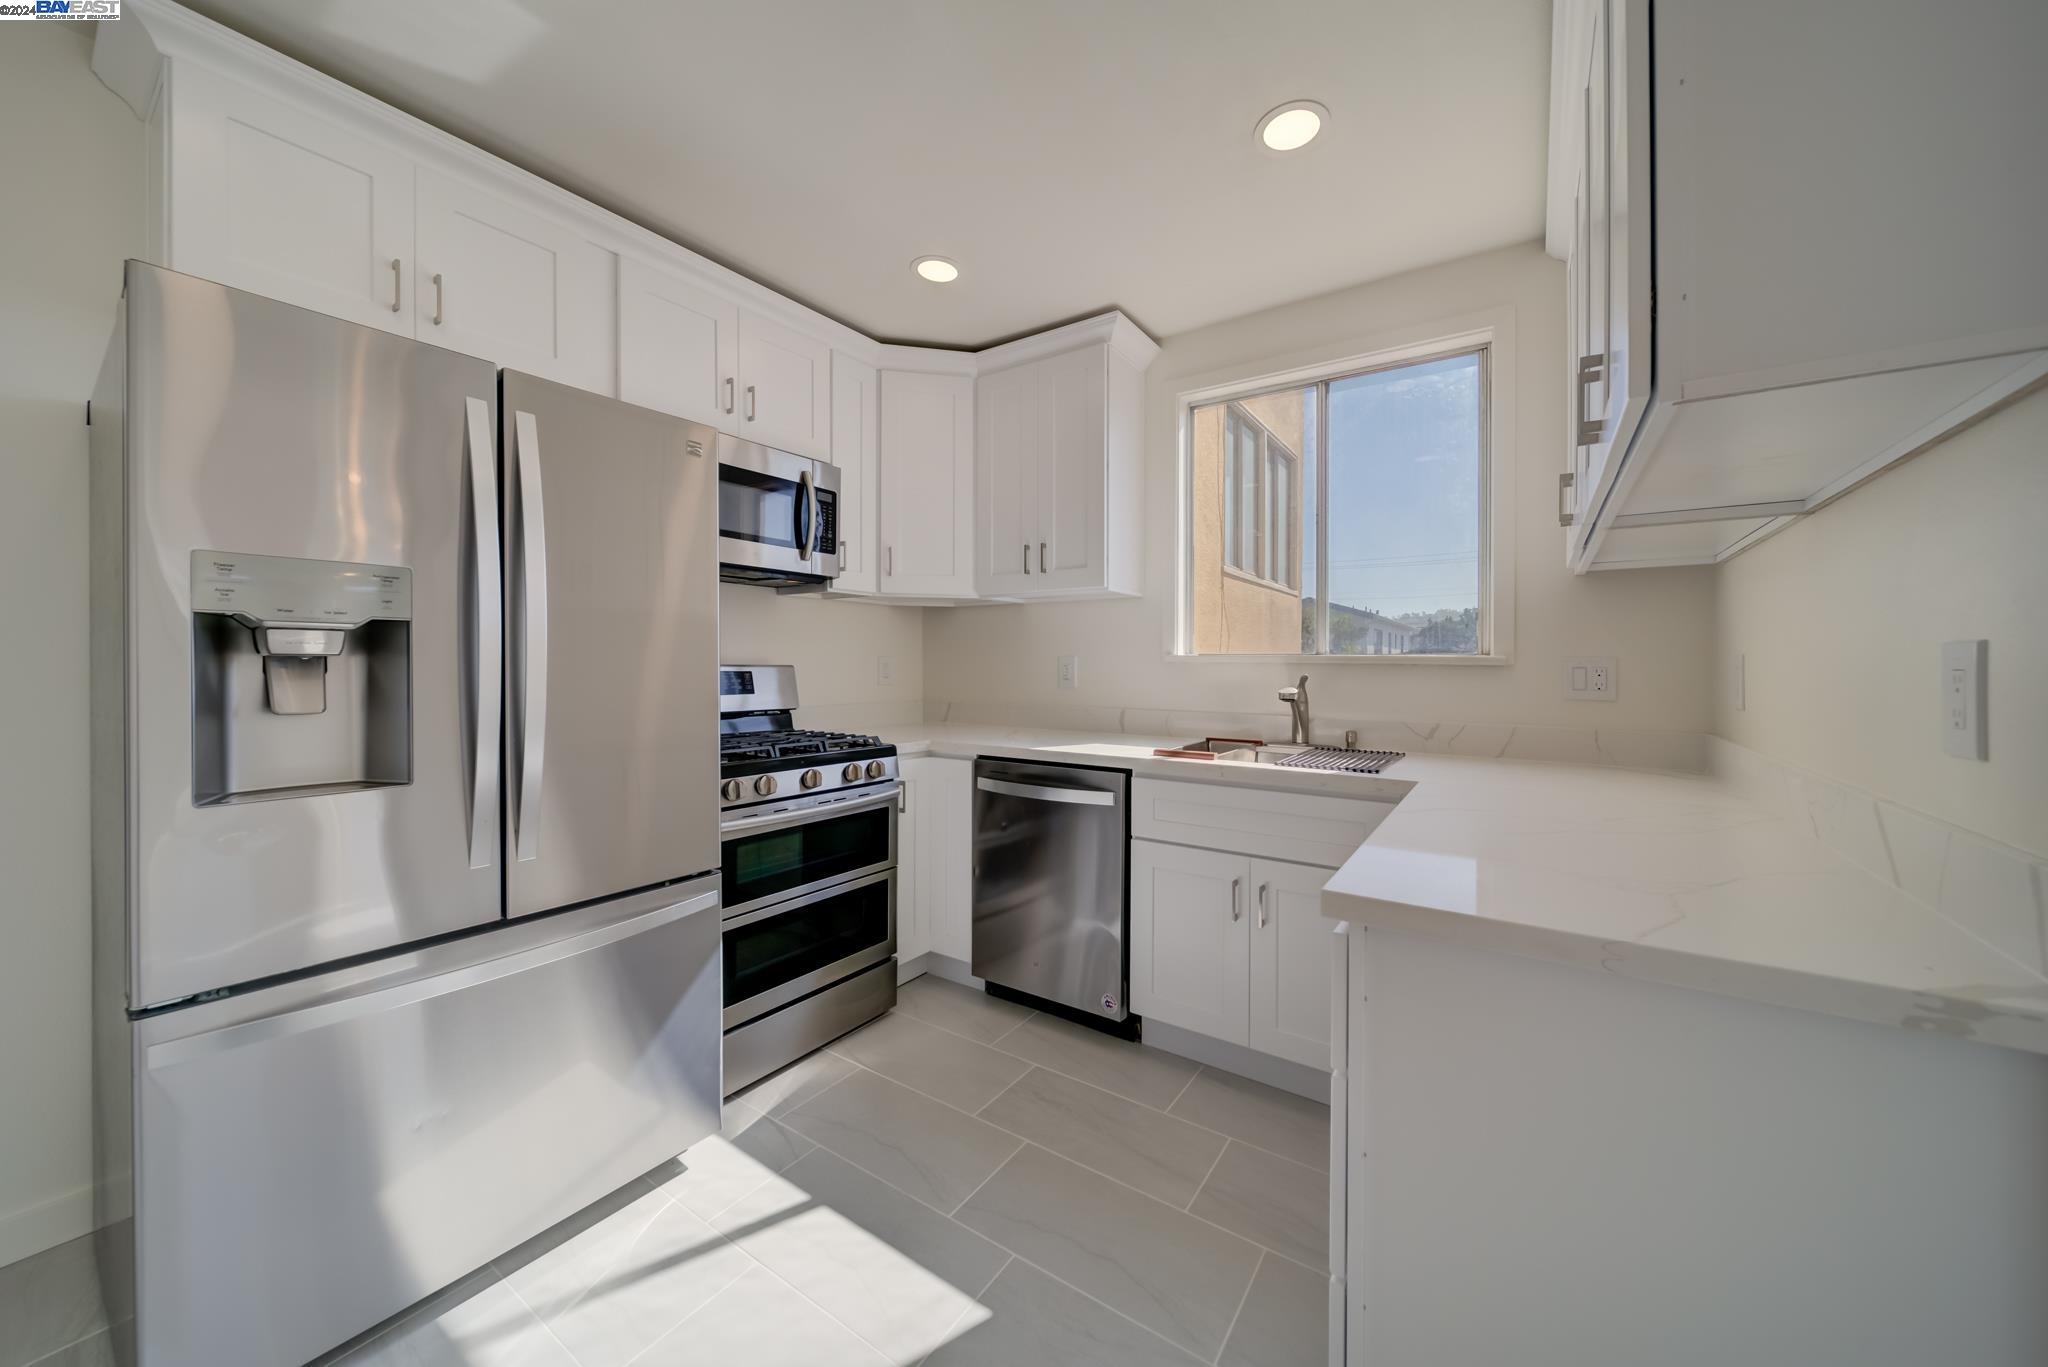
1179,331,1503,660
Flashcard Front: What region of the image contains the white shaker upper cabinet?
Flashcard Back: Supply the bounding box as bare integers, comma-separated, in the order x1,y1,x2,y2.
414,169,615,394
735,309,832,458
827,350,881,595
167,64,417,336
617,257,740,430
877,369,976,598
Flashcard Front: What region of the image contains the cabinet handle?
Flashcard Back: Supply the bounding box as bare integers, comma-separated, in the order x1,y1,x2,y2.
1558,471,1577,528
389,259,401,313
432,272,445,327
1574,353,1604,446
724,377,735,415
1230,877,1242,922
885,545,893,577
1039,541,1047,574
1257,882,1269,929
745,384,757,422
1023,543,1031,574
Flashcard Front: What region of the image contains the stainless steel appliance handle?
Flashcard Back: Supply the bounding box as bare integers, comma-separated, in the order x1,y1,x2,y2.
975,776,1117,807
464,396,502,870
724,376,735,414
1257,881,1269,929
432,272,445,327
389,259,401,313
796,467,815,560
745,384,757,422
514,409,550,863
1231,877,1243,922
720,784,901,836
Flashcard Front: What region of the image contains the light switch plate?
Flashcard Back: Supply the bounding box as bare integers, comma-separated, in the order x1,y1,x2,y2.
1565,656,1617,701
1941,639,1986,759
877,655,895,686
1731,652,1746,711
1056,654,1079,691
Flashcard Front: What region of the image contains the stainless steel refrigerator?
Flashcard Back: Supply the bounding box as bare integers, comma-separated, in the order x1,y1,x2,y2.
88,262,724,1367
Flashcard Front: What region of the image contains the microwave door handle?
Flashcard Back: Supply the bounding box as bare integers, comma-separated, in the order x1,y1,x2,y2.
463,397,502,870
795,467,815,561
513,409,550,864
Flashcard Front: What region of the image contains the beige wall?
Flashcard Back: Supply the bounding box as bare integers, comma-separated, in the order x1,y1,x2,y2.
0,26,139,1267
1713,387,2048,857
926,242,1720,733
717,585,925,727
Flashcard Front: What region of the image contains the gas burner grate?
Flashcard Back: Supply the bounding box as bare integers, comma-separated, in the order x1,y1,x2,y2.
1274,748,1403,774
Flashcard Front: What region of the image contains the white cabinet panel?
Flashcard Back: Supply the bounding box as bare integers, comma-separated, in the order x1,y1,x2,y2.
415,169,614,393
1132,779,1390,870
1248,858,1337,1069
828,351,880,594
737,309,831,458
1036,343,1108,587
1130,840,1249,1046
169,64,415,335
879,370,976,598
896,768,927,965
618,258,738,429
976,362,1037,594
903,758,973,963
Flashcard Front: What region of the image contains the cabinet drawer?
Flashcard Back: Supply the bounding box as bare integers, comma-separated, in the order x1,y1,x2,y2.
1132,778,1389,868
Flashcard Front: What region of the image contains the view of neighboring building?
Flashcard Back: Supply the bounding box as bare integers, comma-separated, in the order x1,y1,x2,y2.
1188,394,1306,653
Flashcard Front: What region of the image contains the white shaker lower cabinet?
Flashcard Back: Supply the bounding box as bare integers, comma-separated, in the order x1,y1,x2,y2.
1247,858,1342,1068
165,62,418,336
735,307,832,458
899,757,973,968
878,369,977,598
415,168,615,393
1130,842,1252,1046
617,256,740,430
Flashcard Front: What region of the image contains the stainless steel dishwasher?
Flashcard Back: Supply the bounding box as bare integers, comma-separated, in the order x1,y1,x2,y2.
971,758,1131,1025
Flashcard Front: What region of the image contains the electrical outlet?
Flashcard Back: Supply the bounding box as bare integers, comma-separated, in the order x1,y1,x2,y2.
1731,652,1746,711
1565,656,1617,701
1056,654,1079,691
1941,639,1986,760
876,655,895,686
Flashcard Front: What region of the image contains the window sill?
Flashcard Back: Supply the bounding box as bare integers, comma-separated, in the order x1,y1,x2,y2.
1166,650,1511,666
1219,564,1298,594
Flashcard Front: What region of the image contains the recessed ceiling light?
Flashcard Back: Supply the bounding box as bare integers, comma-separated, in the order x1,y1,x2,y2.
913,256,960,283
1257,100,1328,153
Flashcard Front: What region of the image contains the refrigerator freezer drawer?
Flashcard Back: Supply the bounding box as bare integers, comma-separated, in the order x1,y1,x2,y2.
130,882,721,1367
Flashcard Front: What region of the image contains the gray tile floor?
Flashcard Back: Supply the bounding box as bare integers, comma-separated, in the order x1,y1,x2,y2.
2,977,1328,1367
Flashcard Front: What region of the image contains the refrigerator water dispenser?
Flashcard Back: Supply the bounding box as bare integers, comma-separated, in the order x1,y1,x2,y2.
190,550,413,805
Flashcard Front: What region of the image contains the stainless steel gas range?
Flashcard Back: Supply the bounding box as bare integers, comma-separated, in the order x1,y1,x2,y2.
717,665,900,1093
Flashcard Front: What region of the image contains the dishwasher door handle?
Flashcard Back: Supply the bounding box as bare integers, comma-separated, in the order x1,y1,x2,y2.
975,776,1118,807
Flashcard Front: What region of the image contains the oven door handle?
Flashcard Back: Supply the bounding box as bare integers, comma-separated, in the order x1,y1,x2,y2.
722,867,895,931
720,784,901,836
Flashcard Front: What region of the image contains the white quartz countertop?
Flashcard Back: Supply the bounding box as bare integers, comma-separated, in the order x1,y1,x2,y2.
879,723,2048,1055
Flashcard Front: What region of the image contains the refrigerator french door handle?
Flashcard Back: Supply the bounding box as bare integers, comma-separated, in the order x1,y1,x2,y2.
513,409,550,864
464,397,502,870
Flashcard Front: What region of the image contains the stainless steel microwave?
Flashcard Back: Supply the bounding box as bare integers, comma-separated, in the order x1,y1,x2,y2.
716,435,840,588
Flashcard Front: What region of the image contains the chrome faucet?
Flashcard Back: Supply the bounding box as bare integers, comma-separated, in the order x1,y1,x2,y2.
1278,674,1310,745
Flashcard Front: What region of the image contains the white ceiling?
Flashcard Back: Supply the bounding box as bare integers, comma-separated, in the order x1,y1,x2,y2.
185,0,1552,347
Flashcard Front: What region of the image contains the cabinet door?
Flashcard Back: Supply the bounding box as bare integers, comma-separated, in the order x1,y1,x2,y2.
736,308,832,458
170,65,416,335
976,361,1039,595
416,169,615,393
829,351,881,594
1129,841,1249,1045
878,370,976,597
618,258,739,430
1035,344,1108,589
931,760,975,963
896,768,926,965
1247,858,1336,1069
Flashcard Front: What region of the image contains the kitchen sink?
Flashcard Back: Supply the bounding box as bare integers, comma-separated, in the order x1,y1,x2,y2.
1156,738,1403,773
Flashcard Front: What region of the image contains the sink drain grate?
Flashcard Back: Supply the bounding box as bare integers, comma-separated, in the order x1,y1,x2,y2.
1274,748,1404,774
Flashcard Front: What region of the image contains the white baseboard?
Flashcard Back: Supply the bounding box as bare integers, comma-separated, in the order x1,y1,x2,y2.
0,1182,96,1270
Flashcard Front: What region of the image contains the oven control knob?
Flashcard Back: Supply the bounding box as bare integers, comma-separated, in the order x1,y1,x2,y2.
720,779,743,802
800,768,823,790
842,763,863,783
753,775,779,797
865,760,887,780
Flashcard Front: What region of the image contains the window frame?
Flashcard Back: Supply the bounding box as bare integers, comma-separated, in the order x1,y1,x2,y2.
1170,312,1517,665
1220,401,1299,593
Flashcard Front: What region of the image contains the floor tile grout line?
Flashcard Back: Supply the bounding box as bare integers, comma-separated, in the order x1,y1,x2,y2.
1210,1249,1266,1367
982,1242,1227,1365
1183,1136,1233,1214
503,1271,605,1367
1164,1062,1205,1113
815,1055,1324,1271
971,1064,1035,1119
725,1245,897,1366
614,1255,768,1367
20,1327,114,1367
946,1135,1030,1216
